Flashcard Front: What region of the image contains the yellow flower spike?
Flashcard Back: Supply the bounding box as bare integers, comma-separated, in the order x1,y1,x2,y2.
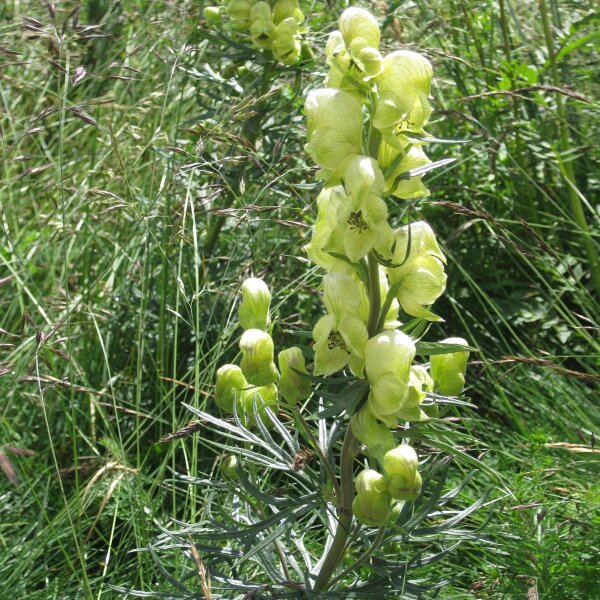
240,383,279,429
351,407,395,466
373,50,434,148
304,88,363,177
272,17,301,65
352,469,391,527
278,347,312,404
313,312,368,377
388,221,447,321
378,141,432,200
383,444,422,501
273,0,304,25
239,329,279,386
339,7,381,52
365,330,416,419
215,364,248,412
239,277,271,331
430,337,470,396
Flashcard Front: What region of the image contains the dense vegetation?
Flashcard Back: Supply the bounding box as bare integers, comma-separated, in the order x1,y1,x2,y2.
1,0,598,598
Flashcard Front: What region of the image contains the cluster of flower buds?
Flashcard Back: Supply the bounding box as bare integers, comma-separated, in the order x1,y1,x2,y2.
304,8,471,526
351,444,422,526
215,278,312,428
204,0,306,65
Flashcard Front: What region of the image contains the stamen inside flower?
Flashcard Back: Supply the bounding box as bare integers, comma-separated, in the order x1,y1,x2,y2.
327,330,350,353
348,211,369,233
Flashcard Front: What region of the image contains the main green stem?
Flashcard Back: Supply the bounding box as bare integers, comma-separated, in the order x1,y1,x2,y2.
312,426,358,592
538,0,600,296
313,252,382,593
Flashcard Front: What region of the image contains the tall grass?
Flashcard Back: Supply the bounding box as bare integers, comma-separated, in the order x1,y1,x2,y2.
1,0,598,597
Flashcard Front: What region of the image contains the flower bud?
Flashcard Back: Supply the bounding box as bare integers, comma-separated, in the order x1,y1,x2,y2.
221,454,239,479
239,277,271,331
215,364,247,412
278,347,311,403
383,444,422,500
351,407,395,466
240,383,279,428
430,337,469,396
204,6,222,26
240,329,278,386
352,469,391,527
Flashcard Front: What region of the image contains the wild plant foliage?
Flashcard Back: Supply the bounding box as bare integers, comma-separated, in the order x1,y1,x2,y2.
133,6,493,598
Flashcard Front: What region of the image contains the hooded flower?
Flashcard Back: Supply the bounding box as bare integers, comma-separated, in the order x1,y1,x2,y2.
306,157,392,265
304,88,363,178
272,17,301,64
373,50,433,149
313,272,368,376
378,141,432,200
352,469,391,526
304,185,351,272
430,337,470,396
325,8,383,95
278,347,312,403
239,329,279,386
337,156,392,262
387,221,447,321
383,444,422,500
225,0,255,31
365,330,416,421
239,277,271,331
249,1,275,49
351,407,395,466
273,0,304,24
